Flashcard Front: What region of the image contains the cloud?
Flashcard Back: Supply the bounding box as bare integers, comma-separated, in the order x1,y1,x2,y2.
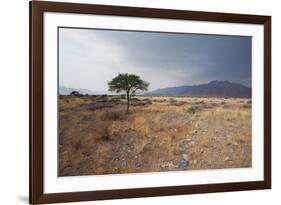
59,28,252,93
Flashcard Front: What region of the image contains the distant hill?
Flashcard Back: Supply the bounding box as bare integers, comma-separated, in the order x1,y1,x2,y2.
59,86,96,95
146,80,251,98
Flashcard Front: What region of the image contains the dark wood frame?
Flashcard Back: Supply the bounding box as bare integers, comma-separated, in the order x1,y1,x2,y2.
30,1,271,204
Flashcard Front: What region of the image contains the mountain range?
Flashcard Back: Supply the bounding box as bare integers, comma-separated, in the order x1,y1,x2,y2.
146,80,251,98
59,86,96,95
60,81,251,98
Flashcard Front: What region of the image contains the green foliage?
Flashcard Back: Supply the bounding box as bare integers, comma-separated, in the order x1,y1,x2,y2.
108,73,149,113
108,73,149,95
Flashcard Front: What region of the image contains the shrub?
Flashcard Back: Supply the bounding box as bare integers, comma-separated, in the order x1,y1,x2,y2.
130,98,152,106
169,98,187,106
169,98,177,104
223,104,232,109
153,99,167,103
142,98,152,105
241,104,251,109
187,105,202,114
101,110,123,121
97,122,112,141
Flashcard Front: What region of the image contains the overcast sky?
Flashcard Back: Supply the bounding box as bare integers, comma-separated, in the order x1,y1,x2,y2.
59,27,252,94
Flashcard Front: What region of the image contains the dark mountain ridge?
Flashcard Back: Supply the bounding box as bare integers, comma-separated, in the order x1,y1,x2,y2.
146,80,251,98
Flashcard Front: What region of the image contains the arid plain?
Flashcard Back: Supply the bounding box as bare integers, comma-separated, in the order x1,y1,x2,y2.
58,95,251,176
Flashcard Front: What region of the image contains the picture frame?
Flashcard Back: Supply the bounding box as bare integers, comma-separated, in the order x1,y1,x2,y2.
30,1,271,204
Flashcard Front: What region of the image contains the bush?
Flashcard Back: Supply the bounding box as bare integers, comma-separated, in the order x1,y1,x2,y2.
223,104,232,109
169,98,187,106
101,110,123,121
187,105,202,114
130,98,152,106
153,99,167,103
97,122,112,141
241,104,251,109
169,98,177,104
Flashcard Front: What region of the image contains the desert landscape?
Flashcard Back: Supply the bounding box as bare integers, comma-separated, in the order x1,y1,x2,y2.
58,27,252,177
58,94,251,176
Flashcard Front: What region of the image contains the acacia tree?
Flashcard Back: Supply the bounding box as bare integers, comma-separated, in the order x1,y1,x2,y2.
108,73,149,114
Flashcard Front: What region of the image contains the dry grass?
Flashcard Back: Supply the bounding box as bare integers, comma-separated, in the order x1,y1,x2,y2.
58,96,252,176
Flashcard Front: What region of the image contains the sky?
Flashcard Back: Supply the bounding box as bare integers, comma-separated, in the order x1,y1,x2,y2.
59,27,252,94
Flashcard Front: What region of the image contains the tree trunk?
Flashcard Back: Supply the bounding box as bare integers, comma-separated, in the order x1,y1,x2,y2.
126,92,130,114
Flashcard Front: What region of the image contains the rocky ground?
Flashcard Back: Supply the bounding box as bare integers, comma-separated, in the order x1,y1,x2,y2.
58,96,251,176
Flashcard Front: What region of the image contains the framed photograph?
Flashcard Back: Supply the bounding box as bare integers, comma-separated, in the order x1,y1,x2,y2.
30,1,271,204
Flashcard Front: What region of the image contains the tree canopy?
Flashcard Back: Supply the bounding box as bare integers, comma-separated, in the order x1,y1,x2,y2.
108,73,149,113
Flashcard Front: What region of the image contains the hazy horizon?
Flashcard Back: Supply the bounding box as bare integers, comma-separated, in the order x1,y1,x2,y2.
59,79,251,95
59,28,252,94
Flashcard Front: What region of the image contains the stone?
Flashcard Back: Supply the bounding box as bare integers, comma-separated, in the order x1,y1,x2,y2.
178,159,189,169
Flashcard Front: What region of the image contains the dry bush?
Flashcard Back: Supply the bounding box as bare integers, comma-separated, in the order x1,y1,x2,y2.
169,98,187,106
101,110,124,121
130,98,152,106
240,104,251,109
222,104,232,109
169,98,177,104
114,95,126,99
153,99,167,103
141,98,152,103
187,105,202,114
88,102,112,110
140,98,152,105
195,100,205,104
97,122,112,141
